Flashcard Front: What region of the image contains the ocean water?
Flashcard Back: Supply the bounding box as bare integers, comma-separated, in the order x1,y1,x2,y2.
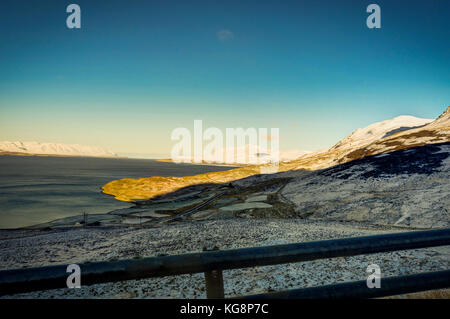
0,156,235,229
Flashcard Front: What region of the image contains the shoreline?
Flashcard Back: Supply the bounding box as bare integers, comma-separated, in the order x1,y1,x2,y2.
0,157,239,230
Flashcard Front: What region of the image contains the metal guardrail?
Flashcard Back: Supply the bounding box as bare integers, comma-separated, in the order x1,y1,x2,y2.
241,270,450,299
1,228,449,298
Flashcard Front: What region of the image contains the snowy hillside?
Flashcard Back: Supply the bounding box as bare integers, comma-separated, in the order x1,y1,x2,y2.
277,107,450,228
331,115,433,151
281,143,450,228
280,112,446,171
0,141,117,158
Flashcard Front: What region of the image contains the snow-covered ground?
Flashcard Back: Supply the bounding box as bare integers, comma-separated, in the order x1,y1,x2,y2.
281,143,450,228
0,219,448,298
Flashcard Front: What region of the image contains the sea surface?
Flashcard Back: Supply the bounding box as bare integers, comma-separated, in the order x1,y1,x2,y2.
0,156,235,229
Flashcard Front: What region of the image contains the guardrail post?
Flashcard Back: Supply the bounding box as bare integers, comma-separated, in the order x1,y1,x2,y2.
203,246,224,299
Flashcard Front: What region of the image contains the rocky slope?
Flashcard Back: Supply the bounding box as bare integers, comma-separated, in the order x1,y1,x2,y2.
281,142,449,228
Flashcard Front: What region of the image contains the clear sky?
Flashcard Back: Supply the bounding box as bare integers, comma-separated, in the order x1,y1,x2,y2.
0,0,449,157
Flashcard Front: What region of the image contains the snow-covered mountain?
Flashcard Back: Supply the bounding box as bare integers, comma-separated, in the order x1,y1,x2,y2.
220,107,450,228
331,115,433,152
280,113,444,171
0,141,117,158
205,115,432,166
218,146,311,164
172,144,311,165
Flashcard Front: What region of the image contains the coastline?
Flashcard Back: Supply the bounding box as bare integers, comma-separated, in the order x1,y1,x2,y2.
0,156,238,229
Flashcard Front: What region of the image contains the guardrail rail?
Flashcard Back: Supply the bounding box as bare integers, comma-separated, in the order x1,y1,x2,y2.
1,228,449,298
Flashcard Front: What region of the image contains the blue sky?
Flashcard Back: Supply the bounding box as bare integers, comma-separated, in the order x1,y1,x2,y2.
0,0,449,156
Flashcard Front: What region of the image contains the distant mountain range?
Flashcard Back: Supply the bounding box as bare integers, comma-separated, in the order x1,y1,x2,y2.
167,116,434,165
3,114,434,162
0,141,117,158
103,106,450,207
167,145,312,165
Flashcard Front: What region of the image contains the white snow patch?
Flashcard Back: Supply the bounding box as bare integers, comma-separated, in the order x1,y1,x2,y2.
0,141,117,157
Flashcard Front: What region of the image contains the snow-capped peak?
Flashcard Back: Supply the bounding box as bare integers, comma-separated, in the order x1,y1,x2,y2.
331,115,433,151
